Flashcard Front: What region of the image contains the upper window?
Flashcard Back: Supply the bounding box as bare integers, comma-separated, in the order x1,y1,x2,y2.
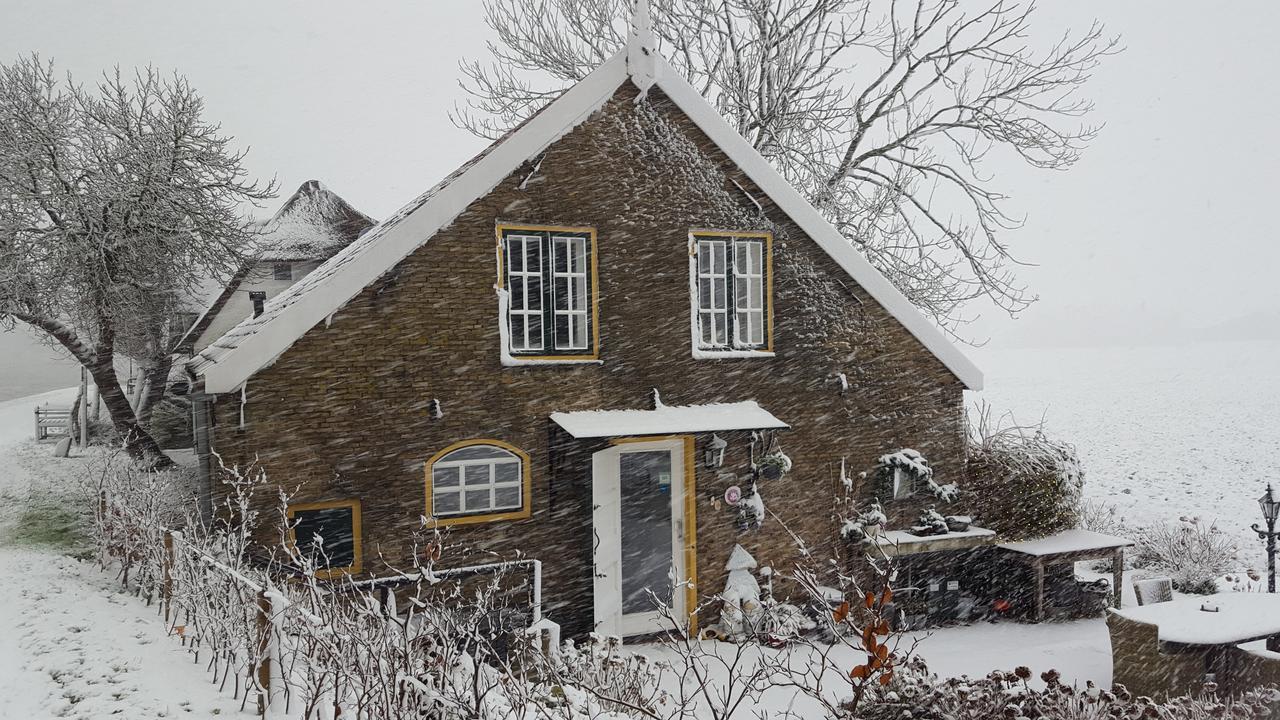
287,499,362,577
499,226,598,360
426,440,532,526
692,232,772,353
272,262,293,281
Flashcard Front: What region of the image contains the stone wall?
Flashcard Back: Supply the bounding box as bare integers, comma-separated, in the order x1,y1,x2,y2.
207,82,968,637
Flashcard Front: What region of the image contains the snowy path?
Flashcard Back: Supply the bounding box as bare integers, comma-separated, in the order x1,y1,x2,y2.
0,389,249,719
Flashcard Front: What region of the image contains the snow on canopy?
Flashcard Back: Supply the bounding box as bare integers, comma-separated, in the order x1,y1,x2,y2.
252,181,375,262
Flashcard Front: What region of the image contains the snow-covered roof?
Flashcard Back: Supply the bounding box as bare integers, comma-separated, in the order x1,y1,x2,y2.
998,529,1133,557
874,527,996,557
191,15,982,393
550,400,787,439
254,181,375,262
1111,593,1280,645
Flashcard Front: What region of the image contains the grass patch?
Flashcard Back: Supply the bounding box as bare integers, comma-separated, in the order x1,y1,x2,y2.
8,500,88,550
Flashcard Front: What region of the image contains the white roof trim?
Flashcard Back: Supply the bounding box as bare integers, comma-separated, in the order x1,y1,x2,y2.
550,400,788,439
194,47,983,392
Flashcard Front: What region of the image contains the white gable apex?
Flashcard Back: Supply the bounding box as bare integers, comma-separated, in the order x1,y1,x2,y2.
194,47,981,393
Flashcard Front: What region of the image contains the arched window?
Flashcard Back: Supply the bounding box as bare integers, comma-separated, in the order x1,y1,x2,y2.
426,440,531,525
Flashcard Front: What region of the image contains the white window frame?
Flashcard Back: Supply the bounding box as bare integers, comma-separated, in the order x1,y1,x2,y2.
505,234,544,353
552,235,590,351
691,233,771,355
431,445,524,517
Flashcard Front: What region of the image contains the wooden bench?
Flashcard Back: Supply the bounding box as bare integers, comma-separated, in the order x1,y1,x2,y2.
34,405,72,441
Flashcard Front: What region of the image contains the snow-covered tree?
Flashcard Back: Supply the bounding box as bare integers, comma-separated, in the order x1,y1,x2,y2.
454,0,1117,332
0,55,274,467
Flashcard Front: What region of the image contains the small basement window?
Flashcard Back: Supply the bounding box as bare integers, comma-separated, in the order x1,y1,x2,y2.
498,225,598,360
287,499,361,576
426,440,532,526
691,232,772,353
272,262,293,281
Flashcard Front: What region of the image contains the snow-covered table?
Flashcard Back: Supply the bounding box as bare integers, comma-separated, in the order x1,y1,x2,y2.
999,529,1134,621
1111,592,1280,646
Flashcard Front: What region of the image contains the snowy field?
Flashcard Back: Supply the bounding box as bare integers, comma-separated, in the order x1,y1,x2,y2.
978,339,1280,568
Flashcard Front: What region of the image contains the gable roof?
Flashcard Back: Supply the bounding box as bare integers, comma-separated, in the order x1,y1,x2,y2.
192,47,982,392
174,181,374,354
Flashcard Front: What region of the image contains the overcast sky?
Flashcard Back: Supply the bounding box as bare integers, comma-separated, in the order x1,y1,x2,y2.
3,0,1278,395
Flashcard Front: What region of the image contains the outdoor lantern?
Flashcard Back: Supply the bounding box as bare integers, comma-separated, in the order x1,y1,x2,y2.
1261,485,1280,526
1252,483,1280,593
704,434,727,468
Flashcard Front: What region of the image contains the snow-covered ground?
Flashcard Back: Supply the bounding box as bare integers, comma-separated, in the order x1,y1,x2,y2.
0,389,250,719
978,339,1280,568
1,340,1273,714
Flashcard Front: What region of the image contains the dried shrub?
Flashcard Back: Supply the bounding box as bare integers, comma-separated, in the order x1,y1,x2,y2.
859,657,1280,719
1132,518,1239,594
965,403,1083,540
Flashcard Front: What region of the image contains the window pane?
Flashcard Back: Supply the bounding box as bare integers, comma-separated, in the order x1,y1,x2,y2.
572,315,587,348
698,278,712,310
749,281,762,309
713,244,726,274
293,506,355,568
554,241,568,274
527,275,542,310
510,276,525,310
464,464,492,485
751,241,763,272
713,277,726,309
444,445,515,462
527,315,542,347
698,245,711,274
524,237,541,272
507,242,523,272
735,276,748,310
434,491,460,514
573,275,587,311
433,466,461,488
494,485,521,509
554,314,570,349
464,489,491,512
494,461,520,484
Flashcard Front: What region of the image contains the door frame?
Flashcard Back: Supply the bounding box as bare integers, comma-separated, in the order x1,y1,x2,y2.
592,435,698,637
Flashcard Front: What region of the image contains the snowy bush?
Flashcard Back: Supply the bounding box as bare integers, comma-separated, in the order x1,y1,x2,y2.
858,658,1280,719
1132,518,1239,594
877,449,958,502
965,404,1084,540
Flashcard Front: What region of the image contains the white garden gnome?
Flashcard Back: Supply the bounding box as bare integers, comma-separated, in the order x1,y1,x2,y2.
720,544,763,639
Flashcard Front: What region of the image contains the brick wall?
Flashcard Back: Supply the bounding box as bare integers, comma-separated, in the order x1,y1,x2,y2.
208,82,968,637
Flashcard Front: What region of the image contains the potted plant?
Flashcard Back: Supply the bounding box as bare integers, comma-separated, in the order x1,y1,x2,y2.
756,451,792,481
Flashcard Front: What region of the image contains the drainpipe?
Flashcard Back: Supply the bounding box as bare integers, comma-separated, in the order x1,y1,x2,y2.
190,387,213,521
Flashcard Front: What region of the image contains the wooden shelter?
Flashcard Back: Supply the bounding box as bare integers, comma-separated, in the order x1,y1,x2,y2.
999,529,1133,622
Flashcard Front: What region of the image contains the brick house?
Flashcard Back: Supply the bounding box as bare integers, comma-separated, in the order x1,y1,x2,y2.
188,12,985,639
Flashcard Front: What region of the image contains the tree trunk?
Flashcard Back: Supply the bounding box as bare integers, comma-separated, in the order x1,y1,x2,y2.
136,352,174,428
15,313,174,469
87,358,174,470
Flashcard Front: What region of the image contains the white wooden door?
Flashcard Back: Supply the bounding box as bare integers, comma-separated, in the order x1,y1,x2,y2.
592,439,687,637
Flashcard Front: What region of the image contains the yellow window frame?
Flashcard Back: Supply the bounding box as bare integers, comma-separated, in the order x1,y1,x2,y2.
286,498,363,578
495,223,601,361
424,438,534,527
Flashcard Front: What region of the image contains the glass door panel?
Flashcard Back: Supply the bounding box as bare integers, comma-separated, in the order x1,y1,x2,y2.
619,449,675,615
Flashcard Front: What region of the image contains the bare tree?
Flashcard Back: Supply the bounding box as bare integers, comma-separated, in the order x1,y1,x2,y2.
0,55,274,467
455,0,1118,332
